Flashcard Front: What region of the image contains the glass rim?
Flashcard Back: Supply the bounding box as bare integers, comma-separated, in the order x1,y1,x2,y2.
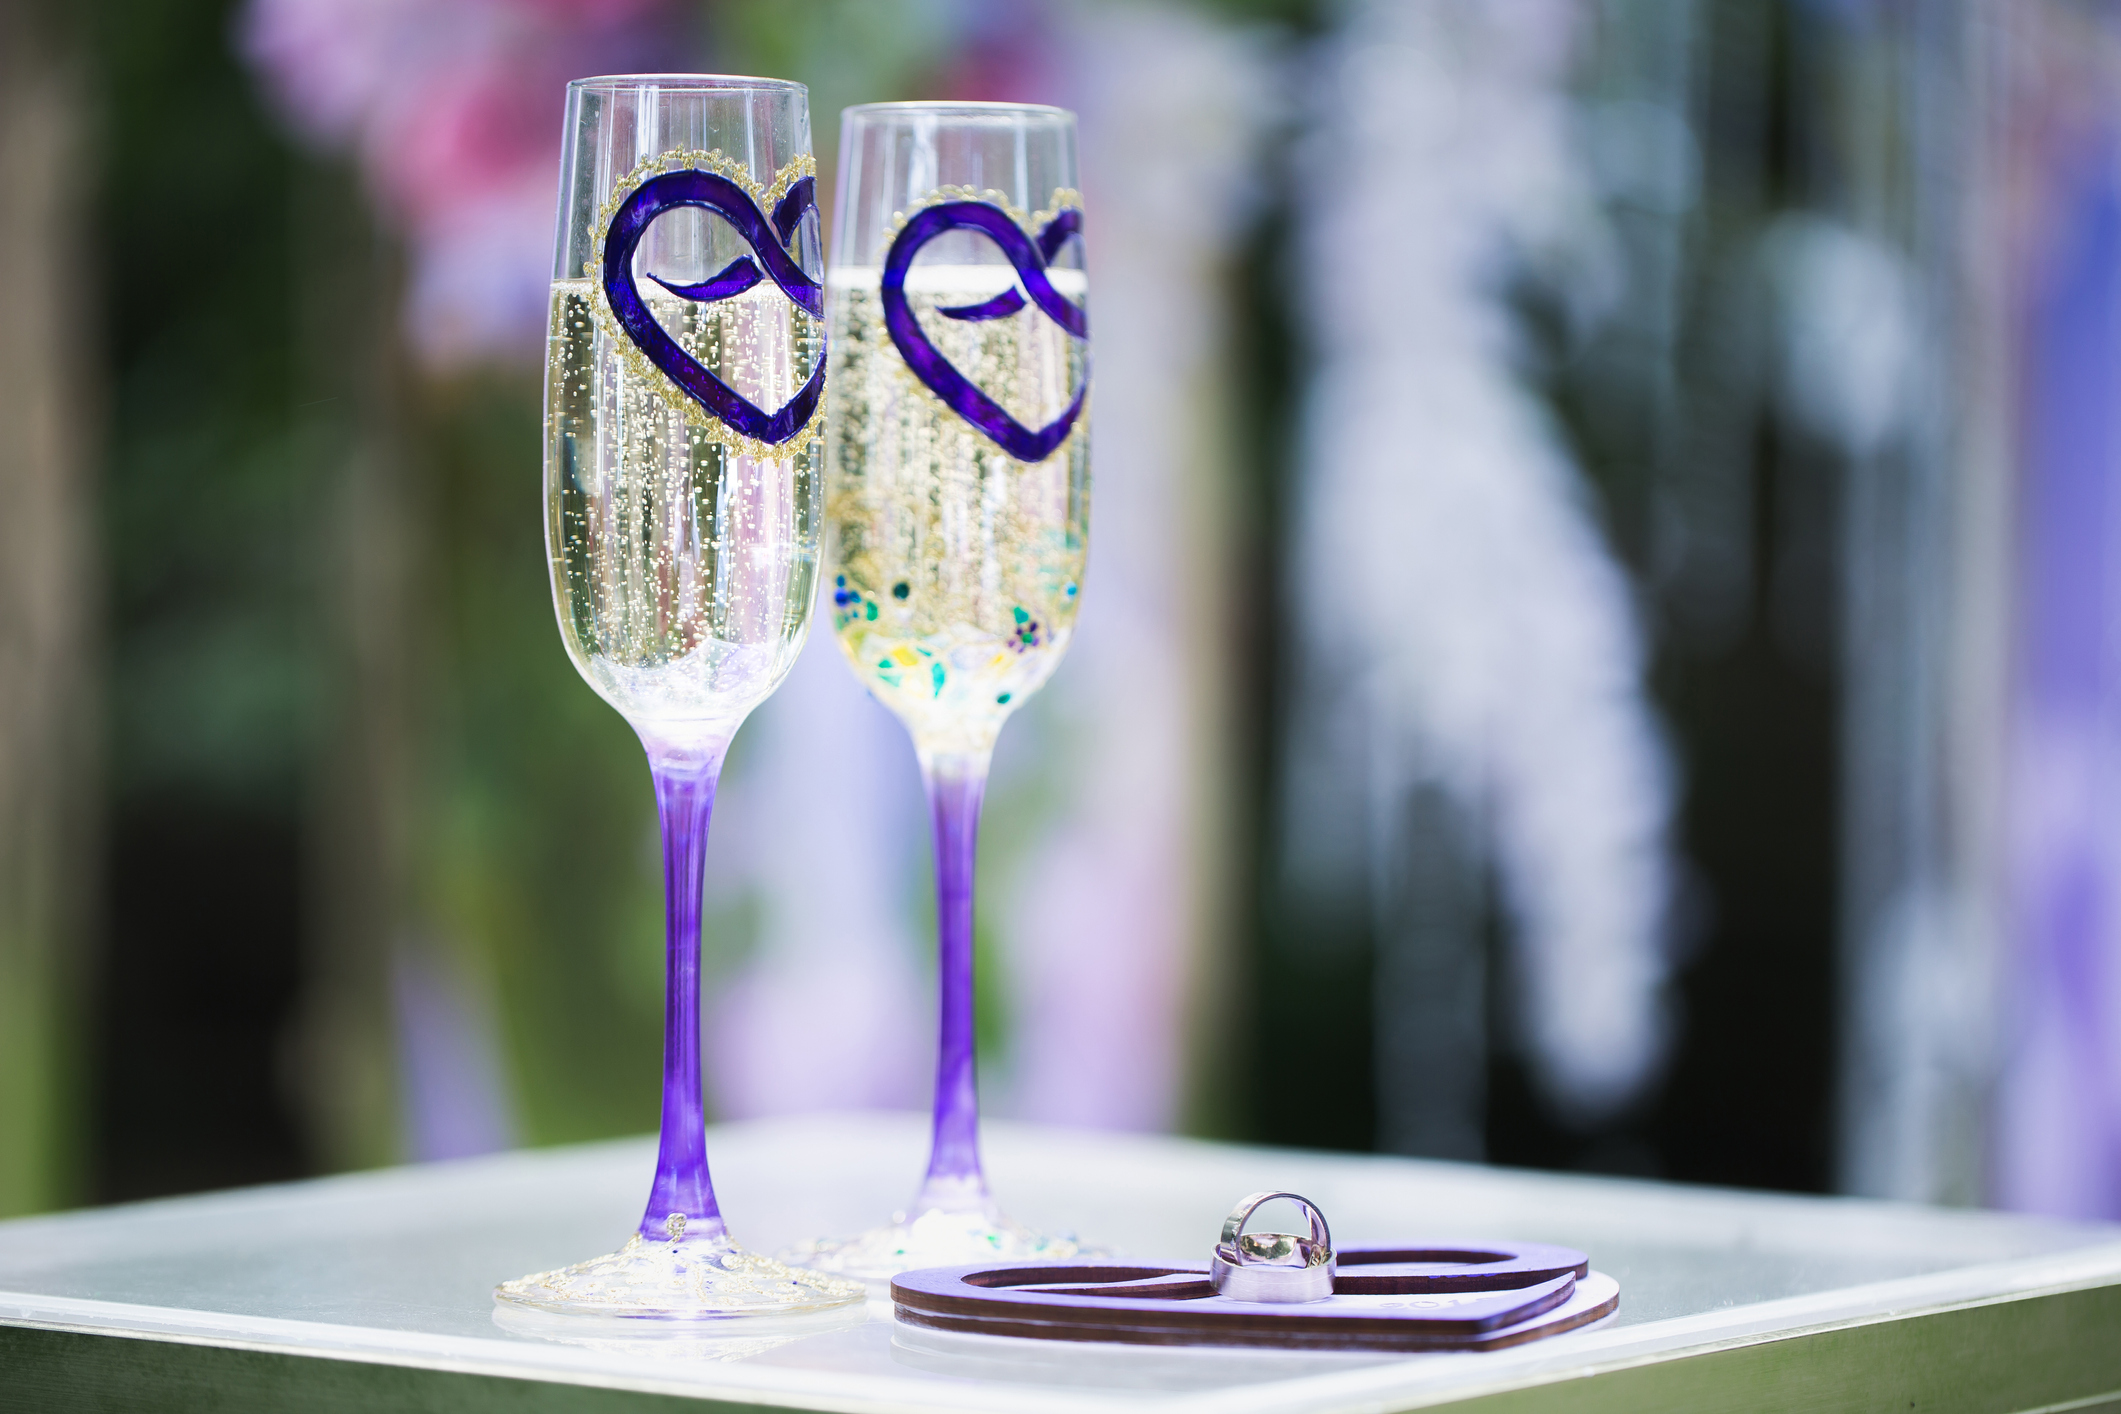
566,73,808,94
842,100,1074,120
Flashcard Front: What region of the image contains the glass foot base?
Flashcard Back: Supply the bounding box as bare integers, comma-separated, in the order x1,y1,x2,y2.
495,1234,867,1319
783,1206,1100,1283
491,1297,869,1357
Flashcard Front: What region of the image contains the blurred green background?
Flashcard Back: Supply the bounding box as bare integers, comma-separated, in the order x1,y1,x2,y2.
3,0,2012,1223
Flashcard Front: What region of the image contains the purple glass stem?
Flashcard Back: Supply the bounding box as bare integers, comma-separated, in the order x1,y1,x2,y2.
914,749,995,1212
637,735,733,1246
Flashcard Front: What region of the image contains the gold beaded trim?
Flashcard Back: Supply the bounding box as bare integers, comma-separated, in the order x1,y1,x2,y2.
587,150,823,460
884,186,1086,245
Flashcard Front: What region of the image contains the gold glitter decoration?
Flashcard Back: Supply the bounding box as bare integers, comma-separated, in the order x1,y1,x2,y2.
586,149,824,460
883,185,1085,245
495,1234,865,1317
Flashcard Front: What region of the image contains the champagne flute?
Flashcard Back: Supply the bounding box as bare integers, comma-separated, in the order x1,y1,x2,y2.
495,74,863,1319
789,102,1093,1280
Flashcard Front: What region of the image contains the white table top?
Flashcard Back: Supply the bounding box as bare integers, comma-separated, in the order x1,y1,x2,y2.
2,1112,2117,1412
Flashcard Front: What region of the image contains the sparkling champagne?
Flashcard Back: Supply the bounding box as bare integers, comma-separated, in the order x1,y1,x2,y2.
825,266,1090,753
545,278,823,736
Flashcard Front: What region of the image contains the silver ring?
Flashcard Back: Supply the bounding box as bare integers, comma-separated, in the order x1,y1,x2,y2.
1208,1191,1336,1303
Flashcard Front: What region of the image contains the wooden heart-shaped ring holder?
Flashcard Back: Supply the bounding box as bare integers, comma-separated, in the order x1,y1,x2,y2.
891,1240,1619,1352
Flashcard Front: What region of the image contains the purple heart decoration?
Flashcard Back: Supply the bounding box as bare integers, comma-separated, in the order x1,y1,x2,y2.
881,202,1088,463
602,170,824,446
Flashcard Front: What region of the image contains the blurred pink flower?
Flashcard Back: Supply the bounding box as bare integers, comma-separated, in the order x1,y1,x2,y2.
928,1,1066,105
241,0,683,366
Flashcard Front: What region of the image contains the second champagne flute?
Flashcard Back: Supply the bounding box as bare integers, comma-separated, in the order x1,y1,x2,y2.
789,102,1095,1280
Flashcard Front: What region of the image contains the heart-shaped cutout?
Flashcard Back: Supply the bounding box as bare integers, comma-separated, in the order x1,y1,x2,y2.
881,202,1088,463
602,170,824,447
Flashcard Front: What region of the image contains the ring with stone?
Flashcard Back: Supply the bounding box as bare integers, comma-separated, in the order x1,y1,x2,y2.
1208,1191,1336,1303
